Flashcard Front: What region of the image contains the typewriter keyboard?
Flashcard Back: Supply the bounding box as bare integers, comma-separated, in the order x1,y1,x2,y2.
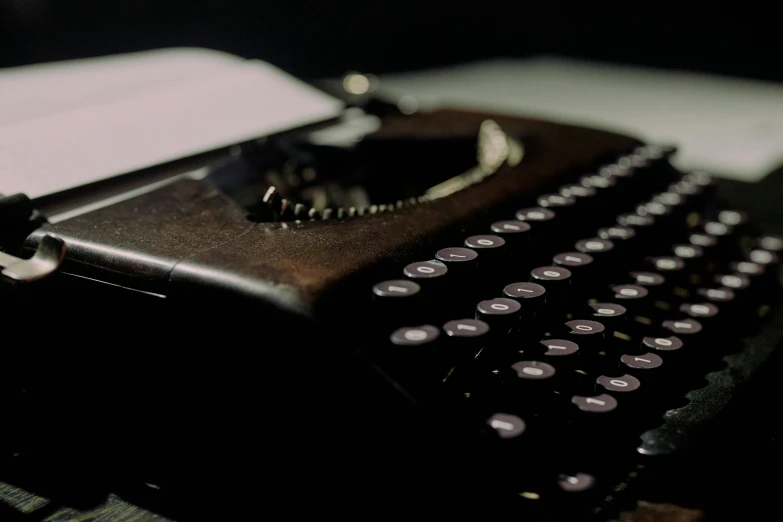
370,145,782,517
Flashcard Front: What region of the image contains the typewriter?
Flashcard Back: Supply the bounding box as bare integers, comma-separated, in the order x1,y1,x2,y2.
1,91,783,521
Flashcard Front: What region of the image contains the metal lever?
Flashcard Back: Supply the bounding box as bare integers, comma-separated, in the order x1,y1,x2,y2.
0,234,65,283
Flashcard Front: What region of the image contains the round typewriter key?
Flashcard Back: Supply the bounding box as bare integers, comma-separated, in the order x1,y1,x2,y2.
589,303,627,319
443,319,491,362
718,210,748,228
564,320,606,351
730,261,765,277
464,234,505,250
511,360,556,380
476,298,521,332
749,249,779,266
444,318,490,338
390,325,440,346
617,213,655,228
435,247,479,279
697,287,735,303
373,279,421,298
565,319,605,336
504,282,546,300
596,374,640,394
680,302,719,319
540,339,579,357
538,193,576,208
648,256,685,272
643,335,684,353
581,173,616,189
553,252,595,291
558,472,596,493
673,244,703,260
553,252,593,267
516,207,555,223
630,271,665,287
690,232,718,248
560,184,596,198
715,273,750,291
612,284,648,300
531,266,572,306
436,247,478,264
490,220,531,236
404,260,448,279
575,238,614,255
571,393,617,413
759,235,783,252
487,413,526,439
598,225,635,242
620,352,663,379
662,318,703,335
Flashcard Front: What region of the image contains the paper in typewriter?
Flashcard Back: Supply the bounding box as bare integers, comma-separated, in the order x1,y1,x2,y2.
0,48,343,198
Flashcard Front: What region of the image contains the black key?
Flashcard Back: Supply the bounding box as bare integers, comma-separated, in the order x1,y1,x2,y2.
560,184,597,199
597,225,639,257
390,325,440,346
702,221,740,260
718,210,750,236
490,220,531,255
575,238,614,257
679,302,720,331
503,282,547,319
464,235,506,261
617,212,657,248
619,352,663,380
642,335,684,359
404,260,448,280
662,318,703,336
443,319,491,363
587,303,632,346
516,207,557,251
646,256,689,297
464,235,506,283
697,286,735,304
730,260,766,280
595,374,641,399
538,193,576,209
609,284,657,331
557,472,597,495
388,325,444,378
563,319,606,352
672,243,709,284
372,279,423,325
714,273,751,293
506,361,559,407
553,252,596,295
536,338,583,374
637,200,675,231
476,297,521,333
759,235,783,253
436,247,479,276
486,412,527,440
571,393,618,416
749,249,780,269
530,266,572,291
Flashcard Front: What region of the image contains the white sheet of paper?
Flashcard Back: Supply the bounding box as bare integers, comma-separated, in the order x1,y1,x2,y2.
0,48,343,198
381,57,783,181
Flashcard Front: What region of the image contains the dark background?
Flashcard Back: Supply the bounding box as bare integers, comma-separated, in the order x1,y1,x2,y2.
1,1,781,82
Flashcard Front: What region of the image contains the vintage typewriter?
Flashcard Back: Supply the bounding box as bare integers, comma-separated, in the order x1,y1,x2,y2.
1,93,782,520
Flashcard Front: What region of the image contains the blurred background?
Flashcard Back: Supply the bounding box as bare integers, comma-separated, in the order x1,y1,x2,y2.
1,0,781,81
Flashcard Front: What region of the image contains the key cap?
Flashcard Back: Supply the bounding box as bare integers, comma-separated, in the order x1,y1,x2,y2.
672,243,709,284
679,302,720,330
662,318,703,336
372,279,423,325
552,252,596,296
531,266,573,315
443,319,491,363
503,282,547,320
609,284,657,331
388,325,445,380
759,235,783,253
486,412,527,440
714,273,751,293
435,247,479,276
404,259,448,281
506,361,559,409
476,297,521,334
619,352,663,380
464,235,506,262
646,256,690,298
598,225,639,257
563,319,606,351
490,220,532,256
587,303,632,347
642,335,684,360
702,220,741,260
516,207,558,252
571,393,618,419
718,210,751,237
595,374,641,400
617,213,657,248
